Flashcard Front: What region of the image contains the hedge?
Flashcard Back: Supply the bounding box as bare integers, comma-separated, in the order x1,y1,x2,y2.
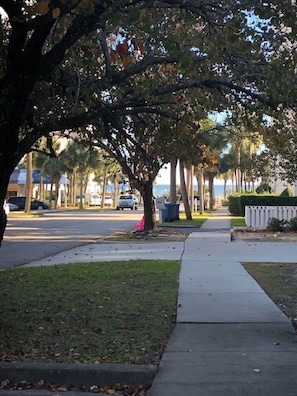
228,195,297,216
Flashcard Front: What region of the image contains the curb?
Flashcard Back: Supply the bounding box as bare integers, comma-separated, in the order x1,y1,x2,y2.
0,362,157,388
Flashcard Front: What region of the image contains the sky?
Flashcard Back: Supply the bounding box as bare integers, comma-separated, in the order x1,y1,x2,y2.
156,164,227,185
155,111,229,185
156,165,172,184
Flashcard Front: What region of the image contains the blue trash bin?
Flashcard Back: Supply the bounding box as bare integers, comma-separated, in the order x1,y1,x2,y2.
159,206,170,223
165,203,180,221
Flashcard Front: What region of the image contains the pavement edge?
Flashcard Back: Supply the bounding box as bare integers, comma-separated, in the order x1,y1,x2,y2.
0,362,157,387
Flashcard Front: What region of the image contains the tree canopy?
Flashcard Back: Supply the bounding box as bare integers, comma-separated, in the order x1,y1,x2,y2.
0,0,296,242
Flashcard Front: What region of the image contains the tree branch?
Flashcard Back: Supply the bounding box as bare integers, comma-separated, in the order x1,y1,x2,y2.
154,79,280,110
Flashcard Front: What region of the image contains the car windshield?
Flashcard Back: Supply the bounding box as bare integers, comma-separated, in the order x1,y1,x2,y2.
120,195,132,199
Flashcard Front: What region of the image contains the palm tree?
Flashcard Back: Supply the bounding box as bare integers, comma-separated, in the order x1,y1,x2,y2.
43,156,67,208
194,123,230,209
61,142,102,208
33,138,67,208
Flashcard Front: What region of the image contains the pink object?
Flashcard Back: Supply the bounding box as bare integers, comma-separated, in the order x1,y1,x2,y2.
135,216,145,231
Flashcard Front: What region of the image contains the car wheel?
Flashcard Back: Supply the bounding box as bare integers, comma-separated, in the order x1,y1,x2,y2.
37,205,44,210
121,208,124,210
116,206,120,210
134,206,137,210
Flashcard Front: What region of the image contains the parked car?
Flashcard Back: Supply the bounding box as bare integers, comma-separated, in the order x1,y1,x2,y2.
76,195,85,204
116,194,138,210
3,201,10,215
104,196,113,207
84,193,101,206
7,196,50,210
7,201,19,212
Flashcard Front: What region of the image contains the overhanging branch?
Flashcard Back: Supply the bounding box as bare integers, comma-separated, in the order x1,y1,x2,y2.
154,79,280,110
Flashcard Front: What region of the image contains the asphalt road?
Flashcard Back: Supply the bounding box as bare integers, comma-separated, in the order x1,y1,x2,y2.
0,209,142,269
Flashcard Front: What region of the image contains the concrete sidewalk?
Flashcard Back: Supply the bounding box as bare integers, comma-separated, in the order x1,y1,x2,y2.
2,208,297,396
149,207,297,395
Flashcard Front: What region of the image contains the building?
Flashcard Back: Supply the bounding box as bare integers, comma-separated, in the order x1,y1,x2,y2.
7,169,70,205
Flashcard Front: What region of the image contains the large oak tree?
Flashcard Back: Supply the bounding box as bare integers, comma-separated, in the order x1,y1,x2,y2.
0,0,296,245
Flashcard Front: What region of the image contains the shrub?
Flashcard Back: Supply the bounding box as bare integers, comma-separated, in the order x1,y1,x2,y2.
288,217,297,231
221,199,229,207
228,195,242,216
267,217,287,232
228,194,297,217
280,187,294,197
256,183,272,194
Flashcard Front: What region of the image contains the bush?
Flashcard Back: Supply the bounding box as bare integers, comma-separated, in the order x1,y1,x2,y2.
228,194,297,217
267,217,287,232
288,217,297,231
228,195,242,216
221,199,229,206
280,187,294,197
256,183,272,194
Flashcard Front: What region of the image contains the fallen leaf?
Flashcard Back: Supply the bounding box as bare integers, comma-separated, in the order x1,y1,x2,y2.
106,389,116,395
0,379,9,389
52,8,60,19
34,379,45,388
34,2,49,15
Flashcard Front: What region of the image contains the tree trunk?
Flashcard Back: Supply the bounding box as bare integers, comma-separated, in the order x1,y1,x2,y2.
186,164,191,196
0,207,7,248
25,152,33,212
113,173,118,208
169,158,177,203
0,132,23,246
189,164,194,213
231,170,235,192
70,172,75,206
236,144,241,192
101,165,108,208
223,179,227,200
64,179,68,208
143,181,156,231
55,180,61,208
208,174,215,209
39,174,44,201
79,171,84,209
196,165,204,215
0,168,12,247
179,160,192,220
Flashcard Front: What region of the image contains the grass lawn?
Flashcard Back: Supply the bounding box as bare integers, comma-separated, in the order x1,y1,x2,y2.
243,262,297,328
230,216,246,227
0,260,180,365
161,212,210,227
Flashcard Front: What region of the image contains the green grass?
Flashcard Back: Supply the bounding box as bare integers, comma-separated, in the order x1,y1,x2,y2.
161,212,210,227
243,262,297,326
230,216,246,227
0,260,180,365
243,263,297,298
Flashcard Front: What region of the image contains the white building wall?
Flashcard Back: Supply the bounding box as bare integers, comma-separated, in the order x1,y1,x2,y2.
270,178,297,195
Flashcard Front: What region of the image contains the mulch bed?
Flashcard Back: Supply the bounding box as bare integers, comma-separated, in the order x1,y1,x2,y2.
231,228,297,242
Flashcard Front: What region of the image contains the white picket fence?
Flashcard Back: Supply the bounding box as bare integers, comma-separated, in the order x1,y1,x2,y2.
245,206,297,228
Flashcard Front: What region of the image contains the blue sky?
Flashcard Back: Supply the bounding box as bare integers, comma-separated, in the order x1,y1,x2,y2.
156,164,227,185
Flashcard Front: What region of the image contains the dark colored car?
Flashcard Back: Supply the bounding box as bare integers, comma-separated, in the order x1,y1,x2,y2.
7,196,50,210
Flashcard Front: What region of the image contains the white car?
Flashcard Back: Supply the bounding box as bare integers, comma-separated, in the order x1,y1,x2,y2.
117,194,138,210
4,201,18,214
104,196,113,207
4,201,10,215
7,202,19,211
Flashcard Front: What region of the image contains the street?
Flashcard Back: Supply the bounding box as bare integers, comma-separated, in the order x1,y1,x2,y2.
0,209,142,269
